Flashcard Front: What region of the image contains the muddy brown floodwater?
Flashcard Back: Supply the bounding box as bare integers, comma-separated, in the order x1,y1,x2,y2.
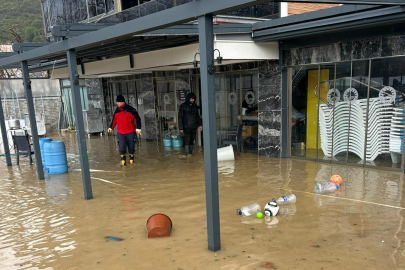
1,132,405,270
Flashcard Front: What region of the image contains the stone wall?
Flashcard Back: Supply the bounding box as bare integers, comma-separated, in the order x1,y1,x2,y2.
258,60,282,157
140,74,158,141
283,35,405,66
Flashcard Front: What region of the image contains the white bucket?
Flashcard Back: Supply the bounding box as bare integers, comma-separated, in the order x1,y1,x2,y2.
242,108,247,116
217,145,235,162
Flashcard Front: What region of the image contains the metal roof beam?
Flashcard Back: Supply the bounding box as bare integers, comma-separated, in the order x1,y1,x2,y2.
253,4,379,31
12,43,54,53
0,52,18,58
77,36,196,58
144,24,253,36
253,6,405,41
0,0,403,68
51,23,116,39
80,38,199,61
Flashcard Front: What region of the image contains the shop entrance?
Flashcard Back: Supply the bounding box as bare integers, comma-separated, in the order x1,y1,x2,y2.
289,56,405,170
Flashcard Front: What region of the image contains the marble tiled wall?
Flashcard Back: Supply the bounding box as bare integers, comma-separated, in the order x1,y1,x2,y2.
258,60,281,157
283,35,405,66
139,74,157,141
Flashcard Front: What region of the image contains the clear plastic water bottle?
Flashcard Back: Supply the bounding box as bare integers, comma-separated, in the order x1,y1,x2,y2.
314,181,340,194
276,194,296,204
237,203,261,216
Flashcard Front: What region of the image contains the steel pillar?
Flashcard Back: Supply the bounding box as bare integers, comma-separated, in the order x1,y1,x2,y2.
66,49,93,200
21,61,44,179
0,94,11,166
198,14,221,252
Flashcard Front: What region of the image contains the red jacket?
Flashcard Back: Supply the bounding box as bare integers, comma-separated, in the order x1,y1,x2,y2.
110,104,141,134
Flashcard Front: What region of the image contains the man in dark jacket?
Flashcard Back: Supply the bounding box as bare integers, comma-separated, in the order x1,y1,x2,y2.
178,93,202,155
108,95,141,165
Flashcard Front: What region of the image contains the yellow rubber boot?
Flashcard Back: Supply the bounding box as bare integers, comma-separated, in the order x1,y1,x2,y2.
130,154,134,164
120,155,126,166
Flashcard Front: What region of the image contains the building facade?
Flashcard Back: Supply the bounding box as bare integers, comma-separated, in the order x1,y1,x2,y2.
32,1,405,171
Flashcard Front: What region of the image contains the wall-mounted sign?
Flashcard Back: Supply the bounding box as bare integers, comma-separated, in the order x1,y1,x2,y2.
163,93,171,104
379,86,396,104
343,88,358,102
229,92,238,105
327,88,340,104
178,89,191,103
245,91,255,105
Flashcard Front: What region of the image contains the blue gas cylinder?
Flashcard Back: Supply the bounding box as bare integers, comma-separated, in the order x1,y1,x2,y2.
172,138,184,148
44,141,68,174
163,133,172,147
163,138,172,147
39,138,52,169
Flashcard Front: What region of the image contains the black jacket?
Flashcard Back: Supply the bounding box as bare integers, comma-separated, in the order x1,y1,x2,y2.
178,93,202,130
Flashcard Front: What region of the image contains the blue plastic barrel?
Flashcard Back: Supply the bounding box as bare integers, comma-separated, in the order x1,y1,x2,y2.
39,138,52,169
172,138,183,148
44,141,68,174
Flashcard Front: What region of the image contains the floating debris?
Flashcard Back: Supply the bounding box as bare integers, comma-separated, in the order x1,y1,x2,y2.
260,262,277,269
105,236,124,241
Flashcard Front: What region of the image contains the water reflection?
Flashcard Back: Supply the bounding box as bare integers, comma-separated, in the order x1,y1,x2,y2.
218,161,235,175
278,204,297,216
264,216,279,228
45,174,72,205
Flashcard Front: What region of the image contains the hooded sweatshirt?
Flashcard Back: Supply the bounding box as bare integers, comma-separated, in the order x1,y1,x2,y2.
178,93,202,130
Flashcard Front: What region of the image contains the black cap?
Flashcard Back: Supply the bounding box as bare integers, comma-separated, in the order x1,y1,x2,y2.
116,95,125,102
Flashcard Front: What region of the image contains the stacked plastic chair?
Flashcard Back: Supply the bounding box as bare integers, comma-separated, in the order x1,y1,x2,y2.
358,98,392,160
319,97,393,161
389,107,405,163
319,101,365,159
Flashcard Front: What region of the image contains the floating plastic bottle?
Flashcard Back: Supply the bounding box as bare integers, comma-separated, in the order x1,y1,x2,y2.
276,194,296,205
314,181,340,194
237,203,261,216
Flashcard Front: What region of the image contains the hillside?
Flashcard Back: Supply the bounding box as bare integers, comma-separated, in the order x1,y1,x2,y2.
0,0,45,44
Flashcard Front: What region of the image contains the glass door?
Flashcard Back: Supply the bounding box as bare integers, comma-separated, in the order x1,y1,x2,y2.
156,81,176,141
60,79,88,130
291,56,405,171
368,57,405,169
290,65,319,159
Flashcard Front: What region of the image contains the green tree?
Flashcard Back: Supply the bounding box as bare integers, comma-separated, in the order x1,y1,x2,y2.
0,0,45,43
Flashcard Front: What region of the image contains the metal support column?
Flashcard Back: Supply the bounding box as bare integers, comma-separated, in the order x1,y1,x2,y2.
0,95,11,166
21,61,44,179
198,14,221,252
66,49,93,200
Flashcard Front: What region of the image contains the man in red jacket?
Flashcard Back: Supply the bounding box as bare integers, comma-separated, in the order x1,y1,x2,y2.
108,95,141,165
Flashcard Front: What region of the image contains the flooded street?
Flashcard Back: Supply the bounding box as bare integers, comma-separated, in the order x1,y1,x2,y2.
1,133,405,270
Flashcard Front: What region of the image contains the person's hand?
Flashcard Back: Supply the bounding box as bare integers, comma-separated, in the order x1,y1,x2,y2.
180,130,184,133
199,126,202,131
136,129,142,136
108,128,112,133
